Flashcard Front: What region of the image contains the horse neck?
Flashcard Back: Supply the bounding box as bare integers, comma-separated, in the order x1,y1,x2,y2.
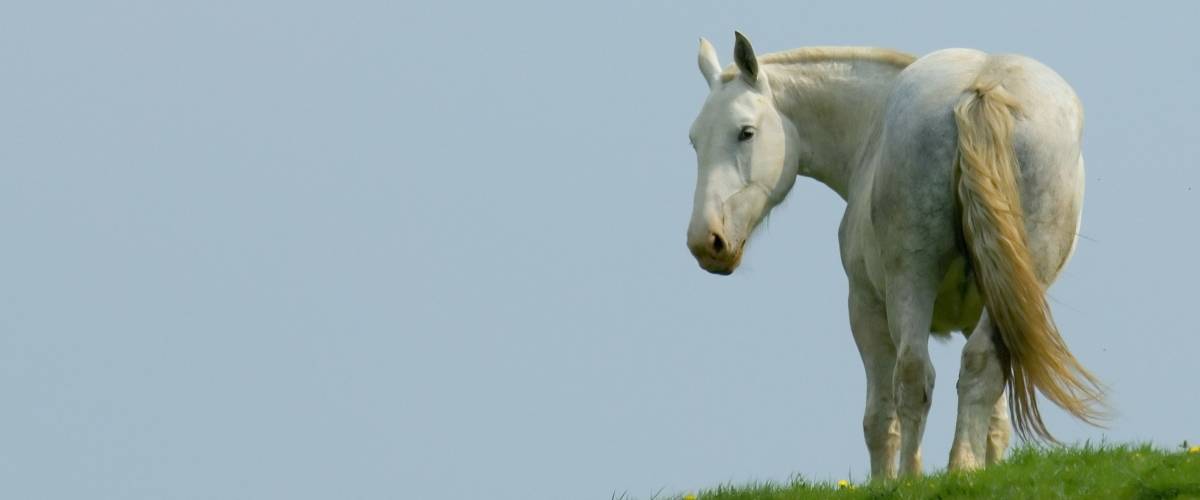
765,60,905,200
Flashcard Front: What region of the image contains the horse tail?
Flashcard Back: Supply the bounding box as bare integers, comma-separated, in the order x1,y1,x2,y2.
954,62,1106,442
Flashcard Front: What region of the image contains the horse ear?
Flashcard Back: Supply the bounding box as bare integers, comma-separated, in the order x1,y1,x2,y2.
698,37,721,89
733,31,759,84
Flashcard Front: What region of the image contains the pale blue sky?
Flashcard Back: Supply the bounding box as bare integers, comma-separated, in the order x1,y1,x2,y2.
2,2,1197,499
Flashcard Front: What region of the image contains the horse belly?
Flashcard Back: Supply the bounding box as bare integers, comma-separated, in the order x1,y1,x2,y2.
930,256,984,335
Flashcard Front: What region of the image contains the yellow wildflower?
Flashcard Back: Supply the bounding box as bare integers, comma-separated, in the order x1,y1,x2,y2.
682,494,697,500
837,479,851,490
1189,445,1200,454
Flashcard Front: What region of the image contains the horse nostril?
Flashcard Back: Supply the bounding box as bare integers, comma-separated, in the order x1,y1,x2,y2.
710,233,726,254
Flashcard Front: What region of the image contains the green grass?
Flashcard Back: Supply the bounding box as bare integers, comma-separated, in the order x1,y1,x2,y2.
661,443,1200,500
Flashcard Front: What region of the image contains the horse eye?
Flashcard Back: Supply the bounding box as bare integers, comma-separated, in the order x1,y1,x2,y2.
738,126,755,142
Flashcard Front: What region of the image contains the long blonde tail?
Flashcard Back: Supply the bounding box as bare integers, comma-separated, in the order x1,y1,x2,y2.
954,66,1106,442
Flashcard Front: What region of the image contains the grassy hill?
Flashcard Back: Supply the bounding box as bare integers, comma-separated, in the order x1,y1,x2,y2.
656,443,1200,500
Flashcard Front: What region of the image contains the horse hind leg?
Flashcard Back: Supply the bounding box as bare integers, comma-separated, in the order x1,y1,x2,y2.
986,388,1011,465
883,261,942,477
948,310,1006,471
850,289,900,479
976,153,1074,461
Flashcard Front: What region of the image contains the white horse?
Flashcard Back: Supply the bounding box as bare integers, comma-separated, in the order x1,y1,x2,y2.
684,32,1106,478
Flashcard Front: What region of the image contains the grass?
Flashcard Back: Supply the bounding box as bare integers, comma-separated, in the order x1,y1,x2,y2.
654,443,1200,500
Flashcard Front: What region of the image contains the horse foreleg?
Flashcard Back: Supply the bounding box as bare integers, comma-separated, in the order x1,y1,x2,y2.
850,289,899,479
948,311,1007,470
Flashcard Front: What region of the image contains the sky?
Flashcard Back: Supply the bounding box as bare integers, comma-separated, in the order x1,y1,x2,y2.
1,1,1198,499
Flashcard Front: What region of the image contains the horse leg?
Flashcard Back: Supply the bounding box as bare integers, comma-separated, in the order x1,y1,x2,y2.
948,311,1006,470
986,389,1011,465
885,263,940,477
850,288,899,479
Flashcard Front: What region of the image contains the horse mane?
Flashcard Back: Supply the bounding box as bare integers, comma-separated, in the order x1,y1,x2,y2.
719,47,916,82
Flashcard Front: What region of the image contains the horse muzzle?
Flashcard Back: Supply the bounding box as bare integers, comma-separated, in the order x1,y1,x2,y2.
688,230,744,275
